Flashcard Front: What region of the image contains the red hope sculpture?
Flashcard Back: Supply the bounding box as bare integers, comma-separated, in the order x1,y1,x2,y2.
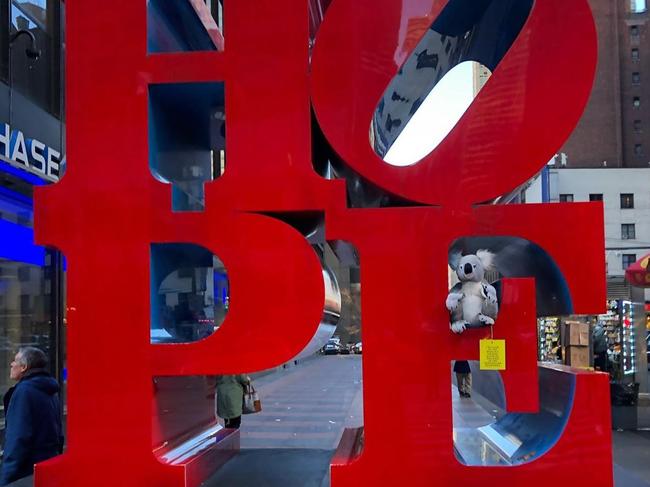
33,0,610,486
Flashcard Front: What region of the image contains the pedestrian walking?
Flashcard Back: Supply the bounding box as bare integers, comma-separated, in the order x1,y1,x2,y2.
1,347,63,486
215,374,250,429
592,323,608,372
453,360,472,398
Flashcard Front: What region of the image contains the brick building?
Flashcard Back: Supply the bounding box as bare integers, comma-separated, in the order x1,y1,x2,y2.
561,0,650,168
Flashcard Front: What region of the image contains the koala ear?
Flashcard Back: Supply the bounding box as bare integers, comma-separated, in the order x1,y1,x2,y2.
449,251,462,271
476,249,496,270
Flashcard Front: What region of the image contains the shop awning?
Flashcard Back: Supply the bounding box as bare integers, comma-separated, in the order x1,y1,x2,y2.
625,253,650,288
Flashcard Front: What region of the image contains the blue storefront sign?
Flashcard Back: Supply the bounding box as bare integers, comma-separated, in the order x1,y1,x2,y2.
0,122,65,266
0,122,66,183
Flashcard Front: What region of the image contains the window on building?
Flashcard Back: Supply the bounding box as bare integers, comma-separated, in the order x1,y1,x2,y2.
635,143,644,156
631,0,647,13
559,194,574,203
631,25,640,37
622,224,636,240
620,193,635,208
7,0,63,116
633,48,640,62
634,119,643,132
633,72,641,85
589,193,603,201
1,1,8,83
633,97,641,108
622,254,637,269
0,237,63,416
12,0,47,28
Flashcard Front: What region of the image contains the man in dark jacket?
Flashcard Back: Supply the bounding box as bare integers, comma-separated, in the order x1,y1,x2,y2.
1,347,63,485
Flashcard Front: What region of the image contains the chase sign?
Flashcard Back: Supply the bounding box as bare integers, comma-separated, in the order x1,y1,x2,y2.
0,123,65,182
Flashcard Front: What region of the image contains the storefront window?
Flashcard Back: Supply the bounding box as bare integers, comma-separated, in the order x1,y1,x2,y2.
538,317,561,362
597,300,638,381
8,0,61,116
1,1,8,83
0,186,65,428
0,258,52,400
13,0,47,28
0,189,32,227
0,190,63,423
10,2,51,110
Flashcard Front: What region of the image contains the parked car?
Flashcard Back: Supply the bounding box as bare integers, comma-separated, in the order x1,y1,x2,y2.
353,342,362,354
340,344,352,355
323,342,340,355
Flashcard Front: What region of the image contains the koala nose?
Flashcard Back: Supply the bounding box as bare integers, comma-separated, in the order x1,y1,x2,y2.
463,263,472,274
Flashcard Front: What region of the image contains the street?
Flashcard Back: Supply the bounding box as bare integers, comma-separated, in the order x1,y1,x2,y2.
203,354,362,487
241,355,363,449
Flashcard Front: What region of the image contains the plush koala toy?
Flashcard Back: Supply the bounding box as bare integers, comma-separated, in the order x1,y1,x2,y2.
446,250,499,334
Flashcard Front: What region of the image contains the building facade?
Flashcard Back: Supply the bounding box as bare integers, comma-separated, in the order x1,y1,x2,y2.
560,0,650,168
476,0,650,169
525,168,649,393
527,168,650,285
0,0,65,415
544,0,650,336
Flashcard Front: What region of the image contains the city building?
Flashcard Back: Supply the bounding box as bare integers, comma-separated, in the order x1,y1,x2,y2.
524,168,649,402
0,0,65,407
561,0,650,168
527,168,650,295
533,0,650,352
473,1,650,169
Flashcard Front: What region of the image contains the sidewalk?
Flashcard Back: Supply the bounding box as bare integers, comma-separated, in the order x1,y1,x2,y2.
202,449,333,487
6,365,650,487
612,430,650,486
451,387,650,487
204,387,649,486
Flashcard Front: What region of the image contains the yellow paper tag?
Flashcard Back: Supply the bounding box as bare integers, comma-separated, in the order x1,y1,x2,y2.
480,339,506,370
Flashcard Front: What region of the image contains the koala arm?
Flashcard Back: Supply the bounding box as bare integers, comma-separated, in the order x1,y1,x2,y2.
450,321,467,334
446,283,464,311
481,283,499,319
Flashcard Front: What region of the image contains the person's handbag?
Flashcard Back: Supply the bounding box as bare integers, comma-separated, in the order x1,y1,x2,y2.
242,383,262,414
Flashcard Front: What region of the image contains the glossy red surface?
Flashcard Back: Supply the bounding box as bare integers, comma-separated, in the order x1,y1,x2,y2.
311,0,598,208
33,0,611,485
35,1,338,485
326,205,610,486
